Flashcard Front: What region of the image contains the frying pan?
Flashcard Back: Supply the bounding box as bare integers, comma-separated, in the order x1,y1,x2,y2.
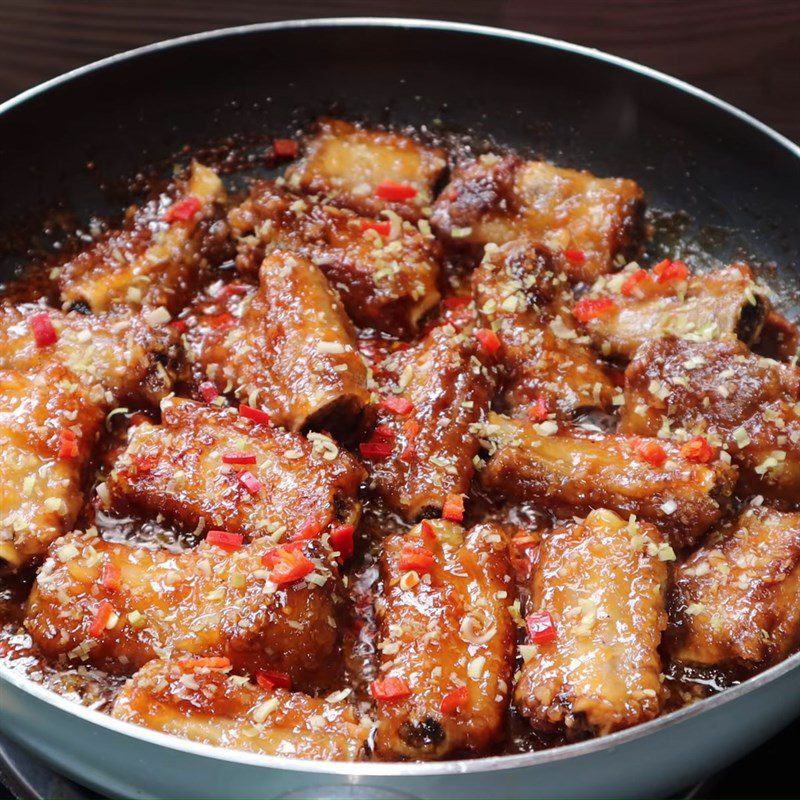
0,18,799,800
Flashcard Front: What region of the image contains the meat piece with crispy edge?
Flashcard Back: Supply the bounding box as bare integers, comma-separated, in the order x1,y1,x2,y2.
184,249,370,433
515,509,668,736
112,658,371,761
667,506,800,669
621,336,800,506
57,162,229,314
430,153,645,283
0,303,178,408
106,397,364,543
228,181,442,337
472,240,618,419
582,263,770,361
0,367,103,571
25,531,343,690
477,411,737,549
374,521,516,759
284,118,447,222
365,322,495,521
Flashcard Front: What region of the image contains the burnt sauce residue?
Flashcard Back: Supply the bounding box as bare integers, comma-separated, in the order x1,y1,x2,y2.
0,122,795,762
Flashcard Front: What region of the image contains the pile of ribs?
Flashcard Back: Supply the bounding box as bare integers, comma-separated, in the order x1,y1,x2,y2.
1,118,799,762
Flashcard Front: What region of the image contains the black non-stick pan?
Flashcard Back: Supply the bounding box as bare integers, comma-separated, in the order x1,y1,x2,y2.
0,18,799,800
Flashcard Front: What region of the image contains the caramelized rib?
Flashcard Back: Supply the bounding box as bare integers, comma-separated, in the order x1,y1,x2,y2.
366,323,494,520
478,412,737,548
584,263,770,360
0,367,103,570
285,119,446,221
668,506,800,669
228,182,441,337
106,397,364,542
58,162,228,314
375,521,516,759
515,509,667,736
0,303,177,407
25,532,343,689
472,240,617,418
184,250,370,433
621,337,800,505
431,154,645,282
112,659,371,760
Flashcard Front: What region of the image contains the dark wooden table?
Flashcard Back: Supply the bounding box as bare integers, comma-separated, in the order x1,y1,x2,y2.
1,0,799,142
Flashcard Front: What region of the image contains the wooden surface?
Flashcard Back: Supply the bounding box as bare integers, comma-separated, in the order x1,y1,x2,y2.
0,0,798,142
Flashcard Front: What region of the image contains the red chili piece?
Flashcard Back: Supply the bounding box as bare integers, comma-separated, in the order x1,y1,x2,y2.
206,530,244,551
374,181,418,202
30,312,58,347
526,611,557,644
163,196,201,223
572,298,616,323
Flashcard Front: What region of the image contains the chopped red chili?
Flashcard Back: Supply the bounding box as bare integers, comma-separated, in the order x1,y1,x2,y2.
198,381,219,403
360,220,391,237
177,656,232,672
57,428,79,460
359,440,393,459
292,517,326,541
370,676,411,701
653,259,689,283
681,435,716,463
526,611,557,644
572,297,616,323
475,328,502,356
374,180,418,201
420,520,436,542
30,312,58,347
170,319,189,335
399,544,435,573
239,471,263,495
631,437,668,467
239,404,271,426
163,196,201,223
100,563,122,593
380,395,415,417
273,138,299,158
264,547,315,585
443,295,471,310
132,453,157,473
222,453,257,465
564,248,586,265
88,600,115,638
371,424,396,442
527,397,549,423
400,418,421,462
440,686,469,715
256,669,292,690
441,493,465,522
621,269,652,297
329,524,355,560
206,530,244,551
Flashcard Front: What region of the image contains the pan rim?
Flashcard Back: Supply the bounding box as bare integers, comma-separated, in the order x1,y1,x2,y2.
3,648,800,776
0,15,799,780
0,16,798,157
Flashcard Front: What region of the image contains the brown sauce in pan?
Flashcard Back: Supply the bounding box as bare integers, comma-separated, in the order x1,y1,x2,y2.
1,124,797,761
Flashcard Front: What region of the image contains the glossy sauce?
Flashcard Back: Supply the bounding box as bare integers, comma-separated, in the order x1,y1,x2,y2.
3,124,798,762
